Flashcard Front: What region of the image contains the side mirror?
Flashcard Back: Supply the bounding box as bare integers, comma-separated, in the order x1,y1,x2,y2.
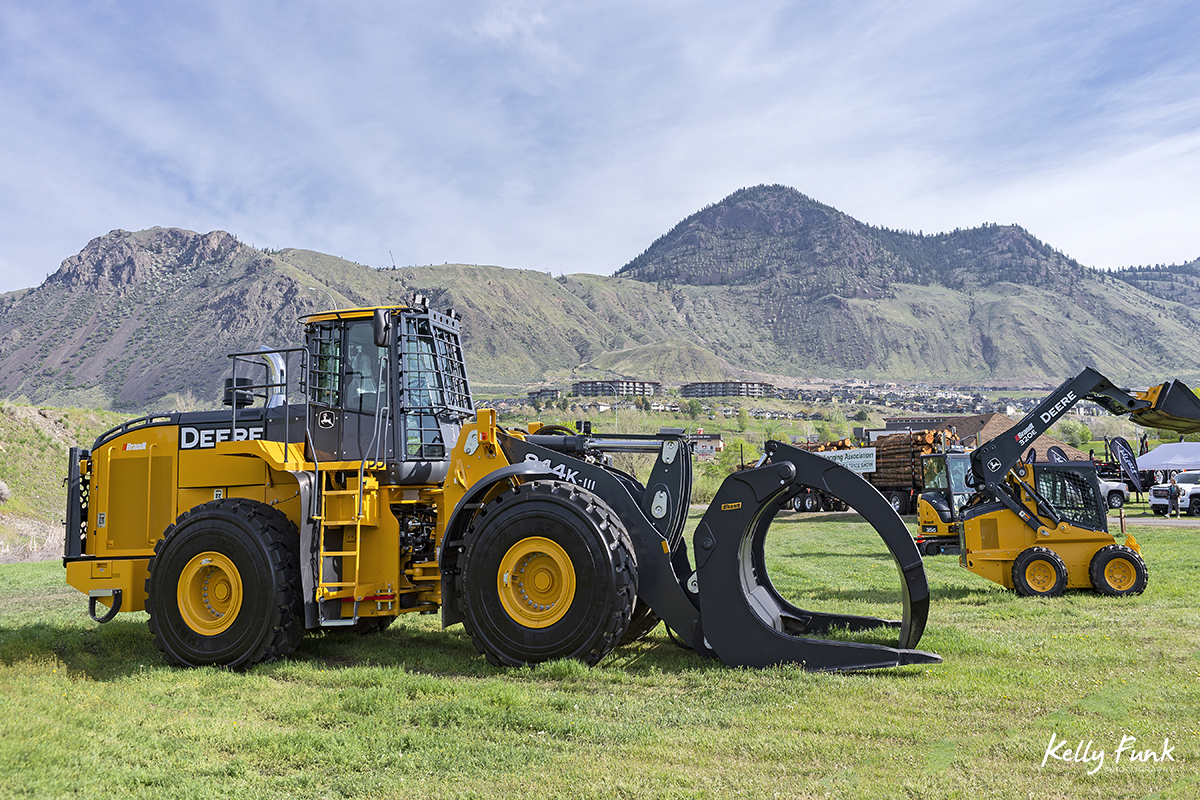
373,308,392,348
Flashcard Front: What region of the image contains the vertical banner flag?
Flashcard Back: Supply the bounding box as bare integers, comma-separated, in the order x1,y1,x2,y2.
1110,436,1143,493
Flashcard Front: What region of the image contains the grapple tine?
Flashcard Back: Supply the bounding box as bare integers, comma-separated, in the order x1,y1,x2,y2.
690,441,940,671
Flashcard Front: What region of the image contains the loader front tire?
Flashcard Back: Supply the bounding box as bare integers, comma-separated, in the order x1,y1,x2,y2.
456,481,636,666
146,499,304,669
1011,547,1068,597
1089,545,1148,596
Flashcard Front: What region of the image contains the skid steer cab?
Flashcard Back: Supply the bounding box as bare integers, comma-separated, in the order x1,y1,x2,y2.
958,368,1200,597
64,301,940,672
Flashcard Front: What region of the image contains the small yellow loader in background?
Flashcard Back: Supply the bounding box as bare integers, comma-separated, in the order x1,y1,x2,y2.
956,369,1200,596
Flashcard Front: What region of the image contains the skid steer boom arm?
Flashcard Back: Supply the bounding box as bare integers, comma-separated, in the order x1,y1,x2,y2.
970,368,1200,497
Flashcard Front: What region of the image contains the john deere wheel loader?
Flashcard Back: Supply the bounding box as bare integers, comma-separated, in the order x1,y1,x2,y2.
956,369,1200,597
64,301,941,671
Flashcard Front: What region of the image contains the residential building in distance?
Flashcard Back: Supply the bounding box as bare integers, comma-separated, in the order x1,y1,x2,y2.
680,381,775,399
527,388,562,403
572,380,662,397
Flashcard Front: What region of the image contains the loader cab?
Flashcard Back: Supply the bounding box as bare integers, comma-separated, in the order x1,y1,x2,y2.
1030,461,1107,533
303,304,474,483
918,452,972,524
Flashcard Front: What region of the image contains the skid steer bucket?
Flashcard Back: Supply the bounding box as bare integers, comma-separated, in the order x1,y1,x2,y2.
1132,380,1200,434
689,441,941,671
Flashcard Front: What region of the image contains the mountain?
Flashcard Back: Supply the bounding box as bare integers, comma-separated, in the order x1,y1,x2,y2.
615,185,1200,382
1111,258,1200,308
2,185,1199,412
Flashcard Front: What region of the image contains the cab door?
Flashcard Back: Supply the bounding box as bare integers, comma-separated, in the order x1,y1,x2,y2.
306,319,392,462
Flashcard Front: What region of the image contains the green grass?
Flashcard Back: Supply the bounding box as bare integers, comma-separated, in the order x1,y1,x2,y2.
2,515,1198,798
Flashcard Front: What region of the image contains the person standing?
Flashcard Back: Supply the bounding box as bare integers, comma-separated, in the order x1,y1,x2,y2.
1168,477,1182,518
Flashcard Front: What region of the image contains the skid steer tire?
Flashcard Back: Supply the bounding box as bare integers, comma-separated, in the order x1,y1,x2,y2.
456,480,636,667
146,498,304,669
1011,547,1068,597
1088,545,1148,596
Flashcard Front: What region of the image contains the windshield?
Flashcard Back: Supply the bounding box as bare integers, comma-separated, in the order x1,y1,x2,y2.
1177,472,1200,485
948,457,970,494
923,456,949,490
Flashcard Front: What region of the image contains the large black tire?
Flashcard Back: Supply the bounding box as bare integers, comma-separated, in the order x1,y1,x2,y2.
146,498,304,668
1089,545,1148,596
790,494,806,513
1189,498,1200,517
888,492,908,515
455,480,637,666
1011,547,1068,597
1107,492,1125,509
802,492,821,513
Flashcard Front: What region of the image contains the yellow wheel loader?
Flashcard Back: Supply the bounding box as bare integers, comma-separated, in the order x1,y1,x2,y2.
64,301,941,671
957,369,1200,597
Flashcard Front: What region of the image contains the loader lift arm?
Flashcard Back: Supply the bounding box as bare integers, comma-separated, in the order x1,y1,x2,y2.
970,368,1150,496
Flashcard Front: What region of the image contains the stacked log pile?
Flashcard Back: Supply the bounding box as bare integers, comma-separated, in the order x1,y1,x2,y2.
867,430,953,488
793,438,855,452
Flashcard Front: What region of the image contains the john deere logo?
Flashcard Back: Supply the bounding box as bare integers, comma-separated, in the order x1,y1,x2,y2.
318,410,336,429
988,458,1002,473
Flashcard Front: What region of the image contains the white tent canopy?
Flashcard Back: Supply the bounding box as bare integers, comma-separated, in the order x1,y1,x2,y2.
1136,442,1200,472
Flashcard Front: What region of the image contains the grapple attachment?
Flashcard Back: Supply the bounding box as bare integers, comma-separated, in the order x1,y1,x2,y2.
1132,380,1200,434
687,441,940,671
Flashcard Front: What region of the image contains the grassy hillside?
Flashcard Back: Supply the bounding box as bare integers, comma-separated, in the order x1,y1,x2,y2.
0,403,133,560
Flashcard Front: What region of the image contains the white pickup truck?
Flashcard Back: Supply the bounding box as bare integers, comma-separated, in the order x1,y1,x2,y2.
1149,471,1200,516
1098,478,1130,509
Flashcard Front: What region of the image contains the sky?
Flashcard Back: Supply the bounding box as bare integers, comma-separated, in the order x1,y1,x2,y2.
2,1,1199,293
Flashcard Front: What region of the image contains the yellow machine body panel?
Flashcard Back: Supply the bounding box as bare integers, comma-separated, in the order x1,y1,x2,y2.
916,497,958,538
70,429,312,612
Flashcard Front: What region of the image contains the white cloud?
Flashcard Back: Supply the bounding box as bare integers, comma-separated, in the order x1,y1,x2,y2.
1,1,1198,292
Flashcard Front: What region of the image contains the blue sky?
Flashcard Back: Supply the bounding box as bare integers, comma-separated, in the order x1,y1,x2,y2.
2,1,1199,293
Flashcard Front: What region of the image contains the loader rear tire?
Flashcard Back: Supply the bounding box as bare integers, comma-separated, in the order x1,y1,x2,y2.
146,498,304,669
1011,547,1068,597
1089,545,1148,596
456,481,636,666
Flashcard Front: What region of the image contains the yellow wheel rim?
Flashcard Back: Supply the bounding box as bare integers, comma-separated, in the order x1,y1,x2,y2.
1104,558,1136,592
497,537,575,629
178,551,243,634
1025,560,1056,593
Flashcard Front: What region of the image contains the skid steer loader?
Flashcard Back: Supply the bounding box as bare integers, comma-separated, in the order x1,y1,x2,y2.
63,301,940,672
957,368,1200,597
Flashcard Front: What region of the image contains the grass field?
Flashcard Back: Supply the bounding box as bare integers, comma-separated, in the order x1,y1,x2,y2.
1,511,1197,799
